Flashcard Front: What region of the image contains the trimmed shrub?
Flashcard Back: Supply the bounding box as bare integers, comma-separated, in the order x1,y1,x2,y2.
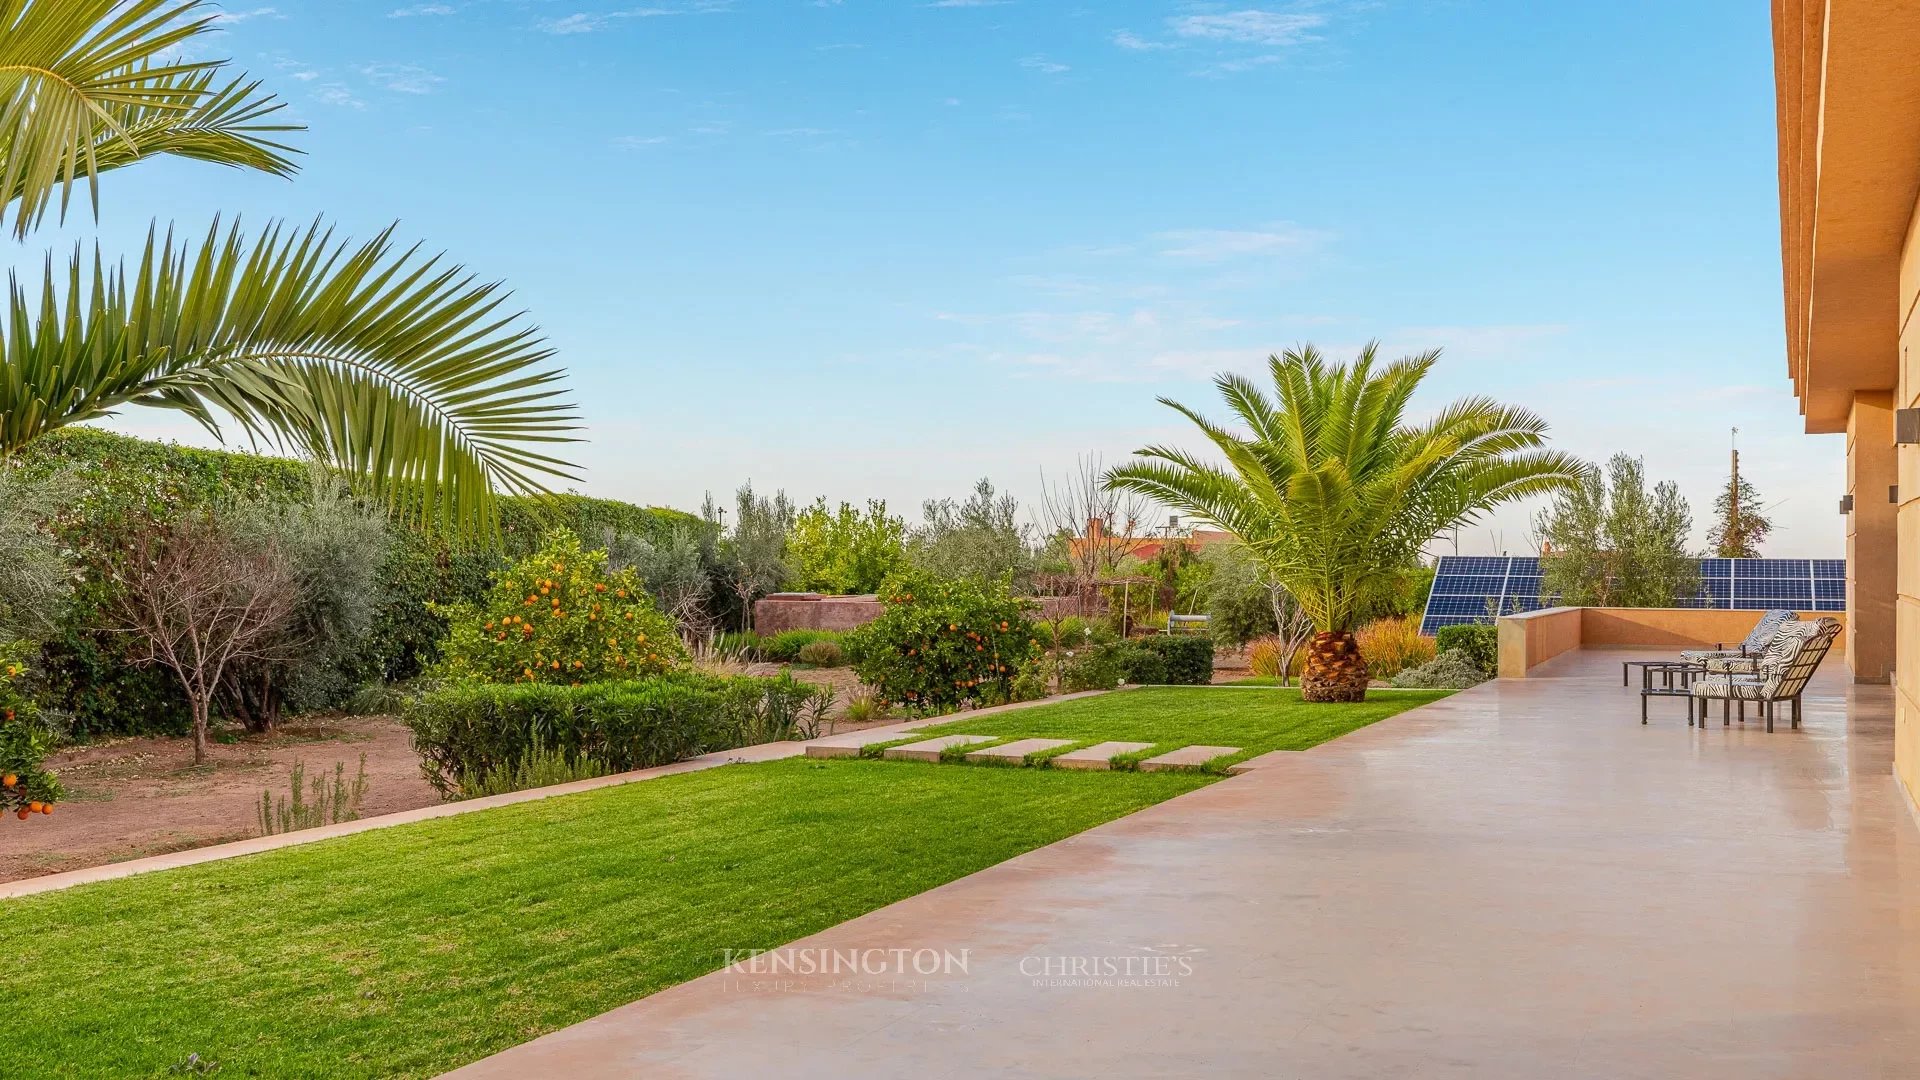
1354,617,1435,679
795,639,846,667
1389,648,1487,689
845,571,1034,709
1114,642,1168,686
433,530,686,685
1125,635,1214,685
1435,623,1499,678
762,628,840,663
403,672,817,797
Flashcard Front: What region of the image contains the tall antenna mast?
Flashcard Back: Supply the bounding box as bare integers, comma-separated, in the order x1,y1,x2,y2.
1728,427,1740,558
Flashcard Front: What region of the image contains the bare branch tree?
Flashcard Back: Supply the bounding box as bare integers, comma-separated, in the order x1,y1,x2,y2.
1039,454,1157,613
108,513,303,764
1269,582,1317,689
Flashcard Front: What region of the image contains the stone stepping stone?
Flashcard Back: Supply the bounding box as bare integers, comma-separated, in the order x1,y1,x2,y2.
1050,741,1155,771
882,735,999,762
804,729,925,759
964,738,1074,764
1139,745,1241,772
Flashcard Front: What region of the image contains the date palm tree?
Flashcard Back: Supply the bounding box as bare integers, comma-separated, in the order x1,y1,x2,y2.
0,0,576,535
1106,344,1586,701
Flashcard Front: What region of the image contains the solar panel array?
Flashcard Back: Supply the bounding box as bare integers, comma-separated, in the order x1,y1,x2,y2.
1418,556,1847,636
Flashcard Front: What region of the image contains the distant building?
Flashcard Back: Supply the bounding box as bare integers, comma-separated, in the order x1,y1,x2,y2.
1067,517,1238,563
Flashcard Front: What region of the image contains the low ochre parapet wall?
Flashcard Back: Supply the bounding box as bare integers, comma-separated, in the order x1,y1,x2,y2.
1496,607,1847,678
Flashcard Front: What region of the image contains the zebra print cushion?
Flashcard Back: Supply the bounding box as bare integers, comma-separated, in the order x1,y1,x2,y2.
1704,655,1760,675
1754,620,1822,685
1759,617,1841,698
1691,673,1768,700
1692,618,1840,703
1679,609,1796,662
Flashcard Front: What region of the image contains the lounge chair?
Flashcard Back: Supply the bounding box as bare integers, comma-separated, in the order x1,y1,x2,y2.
1685,617,1841,732
1678,609,1797,663
1620,609,1797,687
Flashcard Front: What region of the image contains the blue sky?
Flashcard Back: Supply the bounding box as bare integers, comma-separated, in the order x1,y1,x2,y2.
40,0,1839,555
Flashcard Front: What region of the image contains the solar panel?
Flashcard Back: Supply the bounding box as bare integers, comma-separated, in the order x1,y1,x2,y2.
1417,556,1849,635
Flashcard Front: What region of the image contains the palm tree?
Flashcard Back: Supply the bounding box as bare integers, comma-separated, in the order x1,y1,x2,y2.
1106,344,1586,702
0,0,576,535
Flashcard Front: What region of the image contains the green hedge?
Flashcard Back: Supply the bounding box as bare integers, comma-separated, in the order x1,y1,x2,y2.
1435,624,1499,678
403,673,819,797
1116,635,1215,685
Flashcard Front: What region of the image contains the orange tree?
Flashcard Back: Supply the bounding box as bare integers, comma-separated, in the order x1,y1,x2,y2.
434,530,686,685
1,642,62,818
845,570,1035,710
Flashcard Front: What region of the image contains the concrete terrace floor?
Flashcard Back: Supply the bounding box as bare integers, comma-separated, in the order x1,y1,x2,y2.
445,650,1920,1079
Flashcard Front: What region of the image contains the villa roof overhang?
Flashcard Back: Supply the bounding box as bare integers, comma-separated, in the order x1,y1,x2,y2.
1774,0,1920,433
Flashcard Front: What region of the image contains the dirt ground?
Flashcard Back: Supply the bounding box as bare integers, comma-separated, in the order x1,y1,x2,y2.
0,716,440,884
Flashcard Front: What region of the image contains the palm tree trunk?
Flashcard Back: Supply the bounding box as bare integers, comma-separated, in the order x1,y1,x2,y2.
1301,631,1369,702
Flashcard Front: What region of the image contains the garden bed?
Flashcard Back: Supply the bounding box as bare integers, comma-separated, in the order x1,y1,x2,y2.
0,716,437,884
0,757,1209,1078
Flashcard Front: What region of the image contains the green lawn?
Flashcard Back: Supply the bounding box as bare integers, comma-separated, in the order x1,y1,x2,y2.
0,758,1209,1079
914,685,1452,769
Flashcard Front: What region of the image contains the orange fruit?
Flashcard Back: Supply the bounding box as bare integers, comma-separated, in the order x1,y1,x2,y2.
1,774,14,788
13,808,26,820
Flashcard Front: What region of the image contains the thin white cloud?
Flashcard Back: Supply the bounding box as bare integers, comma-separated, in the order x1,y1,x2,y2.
543,13,602,33
210,6,282,23
1115,6,1332,65
360,63,445,94
1154,224,1324,262
388,3,456,16
271,56,320,81
612,135,671,148
926,0,1010,6
1171,9,1326,46
1112,30,1171,51
542,2,732,32
314,83,364,109
1020,55,1069,75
